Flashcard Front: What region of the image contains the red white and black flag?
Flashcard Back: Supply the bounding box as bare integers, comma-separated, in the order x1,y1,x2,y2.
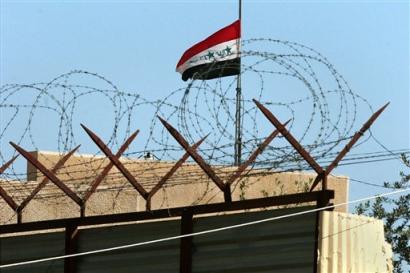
176,20,241,81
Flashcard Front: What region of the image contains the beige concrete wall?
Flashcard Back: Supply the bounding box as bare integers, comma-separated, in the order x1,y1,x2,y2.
1,151,348,224
318,211,393,273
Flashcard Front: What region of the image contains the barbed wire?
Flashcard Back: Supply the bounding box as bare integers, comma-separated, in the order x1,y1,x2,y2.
1,38,399,224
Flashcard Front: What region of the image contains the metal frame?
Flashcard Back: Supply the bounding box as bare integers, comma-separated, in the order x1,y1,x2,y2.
0,190,333,234
1,190,334,273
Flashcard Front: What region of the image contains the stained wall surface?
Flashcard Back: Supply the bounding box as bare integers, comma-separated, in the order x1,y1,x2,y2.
1,151,348,224
318,211,393,273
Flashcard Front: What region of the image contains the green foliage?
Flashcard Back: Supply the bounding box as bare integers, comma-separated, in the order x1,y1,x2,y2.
355,154,410,273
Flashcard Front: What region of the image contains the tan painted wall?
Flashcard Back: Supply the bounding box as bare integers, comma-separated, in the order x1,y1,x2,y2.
1,151,348,224
318,211,393,273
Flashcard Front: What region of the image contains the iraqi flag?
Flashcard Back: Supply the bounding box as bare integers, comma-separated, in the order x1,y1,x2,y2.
176,20,241,81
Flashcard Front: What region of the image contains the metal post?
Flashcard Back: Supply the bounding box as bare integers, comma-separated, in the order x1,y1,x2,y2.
180,210,193,273
234,0,242,166
80,205,85,218
17,210,22,224
65,224,78,273
224,184,232,203
313,210,320,273
0,156,19,212
313,190,332,273
322,172,328,191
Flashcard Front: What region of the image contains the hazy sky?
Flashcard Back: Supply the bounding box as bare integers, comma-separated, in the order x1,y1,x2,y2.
1,0,409,203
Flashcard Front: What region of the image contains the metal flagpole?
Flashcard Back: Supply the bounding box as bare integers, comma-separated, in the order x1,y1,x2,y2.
234,0,242,166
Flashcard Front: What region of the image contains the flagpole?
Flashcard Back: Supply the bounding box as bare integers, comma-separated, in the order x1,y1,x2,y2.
234,0,242,166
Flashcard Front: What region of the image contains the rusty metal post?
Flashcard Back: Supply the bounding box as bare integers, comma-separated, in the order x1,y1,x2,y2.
226,120,291,186
80,205,85,218
313,190,333,273
223,184,232,203
10,142,82,206
158,117,228,199
0,155,18,174
253,99,323,174
17,210,22,224
65,224,79,273
309,102,389,191
316,188,332,209
0,185,18,213
0,156,19,212
82,130,139,203
81,124,149,200
17,146,80,218
322,173,328,191
146,136,207,210
180,209,193,273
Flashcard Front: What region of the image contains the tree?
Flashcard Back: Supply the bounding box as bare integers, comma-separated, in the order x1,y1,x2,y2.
355,154,410,273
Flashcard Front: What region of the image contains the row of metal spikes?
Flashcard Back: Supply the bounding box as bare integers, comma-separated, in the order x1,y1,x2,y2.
0,100,388,224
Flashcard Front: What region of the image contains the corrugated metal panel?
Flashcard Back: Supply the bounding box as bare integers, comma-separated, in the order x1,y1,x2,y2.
192,206,317,273
1,206,318,273
76,220,181,273
0,231,64,273
318,211,393,273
